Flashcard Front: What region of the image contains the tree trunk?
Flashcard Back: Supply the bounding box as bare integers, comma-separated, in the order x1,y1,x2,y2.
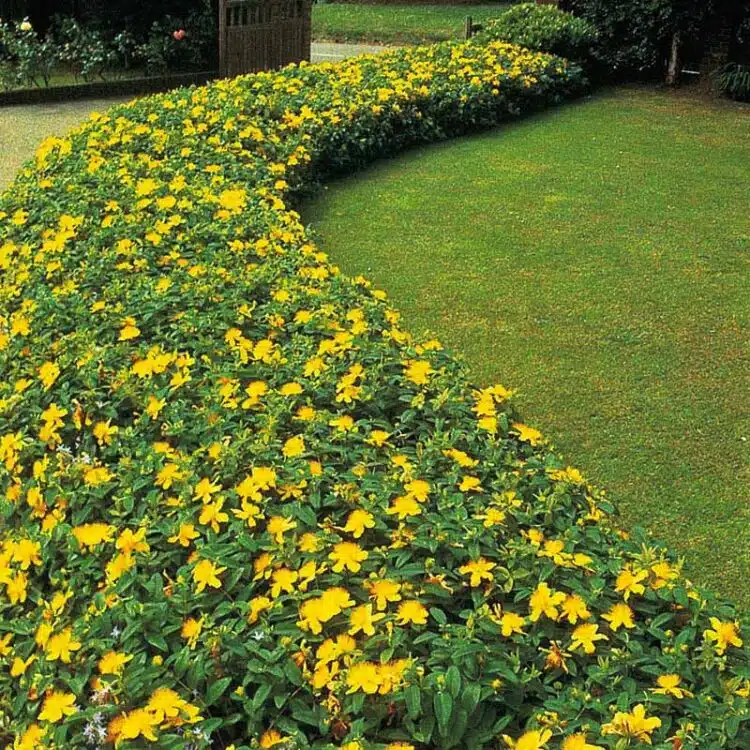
666,31,682,86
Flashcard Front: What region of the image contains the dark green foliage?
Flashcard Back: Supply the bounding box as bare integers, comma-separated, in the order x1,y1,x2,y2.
476,3,598,69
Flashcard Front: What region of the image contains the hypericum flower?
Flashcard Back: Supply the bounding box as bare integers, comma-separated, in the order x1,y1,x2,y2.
38,361,61,390
615,566,648,600
270,568,298,598
569,623,608,654
10,654,36,677
115,707,159,742
193,476,221,502
403,360,433,385
45,628,82,663
703,617,743,655
529,582,566,622
98,651,133,675
366,578,402,611
192,559,226,593
198,498,228,533
146,687,185,723
346,662,381,694
601,704,661,744
260,729,288,748
181,617,203,648
498,611,526,637
459,557,495,587
541,641,570,673
83,467,114,486
116,528,149,556
282,435,305,458
651,674,693,699
248,596,273,624
329,542,368,573
602,602,635,631
155,463,182,489
561,734,604,750
502,728,551,749
343,509,375,539
14,722,45,750
511,422,544,446
348,604,385,636
168,523,200,547
11,539,41,569
560,594,591,625
38,690,77,723
458,475,482,492
396,600,429,626
263,515,295,544
386,495,422,519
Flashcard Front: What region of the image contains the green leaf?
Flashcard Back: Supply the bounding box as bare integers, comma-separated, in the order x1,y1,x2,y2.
405,684,421,719
445,665,461,698
434,691,453,738
430,607,447,625
205,676,232,707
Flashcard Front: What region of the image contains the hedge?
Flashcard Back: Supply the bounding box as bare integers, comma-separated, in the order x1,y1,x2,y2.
0,37,748,750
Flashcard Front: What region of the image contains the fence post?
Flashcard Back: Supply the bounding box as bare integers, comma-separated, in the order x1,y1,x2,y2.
464,16,473,41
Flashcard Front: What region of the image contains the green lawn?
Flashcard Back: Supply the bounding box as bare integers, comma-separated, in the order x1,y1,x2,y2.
304,86,750,609
312,3,513,44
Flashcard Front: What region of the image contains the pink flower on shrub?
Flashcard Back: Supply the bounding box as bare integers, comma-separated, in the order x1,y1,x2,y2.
173,29,186,41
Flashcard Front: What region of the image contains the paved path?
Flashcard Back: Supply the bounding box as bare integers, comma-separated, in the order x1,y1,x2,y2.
0,42,391,192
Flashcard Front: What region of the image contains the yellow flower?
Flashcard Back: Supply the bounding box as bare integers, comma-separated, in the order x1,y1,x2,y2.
83,467,114,486
512,422,544,446
560,594,591,625
72,523,115,551
404,360,433,385
602,602,635,631
703,617,743,655
38,361,60,390
458,475,482,492
38,690,77,723
11,539,41,570
281,434,305,457
98,651,133,675
194,476,222,502
348,604,385,636
651,674,693,699
346,662,381,694
615,567,648,600
343,509,375,539
198,498,229,533
248,596,273,624
569,623,607,654
10,655,36,677
270,568,298,598
601,704,662,744
386,495,422,519
155,463,182,489
529,582,566,622
366,578,402,611
116,528,149,555
561,734,603,750
181,617,203,648
267,515,297,544
145,395,166,419
219,188,247,212
116,707,159,742
192,559,226,593
45,628,82,663
396,600,429,626
119,322,140,341
459,557,495,587
329,542,368,573
502,729,552,750
498,611,526,637
14,723,45,750
260,729,287,747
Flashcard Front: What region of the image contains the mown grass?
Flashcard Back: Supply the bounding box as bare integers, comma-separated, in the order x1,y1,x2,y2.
312,3,514,44
304,86,750,608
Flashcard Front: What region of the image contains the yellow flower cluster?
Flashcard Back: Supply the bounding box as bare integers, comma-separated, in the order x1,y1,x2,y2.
0,28,746,750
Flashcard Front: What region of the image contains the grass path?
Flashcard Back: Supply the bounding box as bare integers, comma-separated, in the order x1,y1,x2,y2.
0,98,129,190
304,86,750,607
312,3,513,45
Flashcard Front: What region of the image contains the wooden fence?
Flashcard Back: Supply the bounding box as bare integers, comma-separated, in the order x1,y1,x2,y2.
219,0,311,78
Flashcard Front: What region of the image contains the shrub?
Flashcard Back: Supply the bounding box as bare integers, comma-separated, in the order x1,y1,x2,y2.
0,38,748,750
476,3,598,68
0,17,56,88
716,62,750,101
51,16,117,82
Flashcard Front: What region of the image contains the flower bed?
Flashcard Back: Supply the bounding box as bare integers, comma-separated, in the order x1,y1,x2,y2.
0,38,747,750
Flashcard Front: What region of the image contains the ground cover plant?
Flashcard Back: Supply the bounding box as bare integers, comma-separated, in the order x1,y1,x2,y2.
311,4,514,45
304,86,750,610
0,35,748,750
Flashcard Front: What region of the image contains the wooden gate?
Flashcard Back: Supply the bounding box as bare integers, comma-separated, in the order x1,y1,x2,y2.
219,0,312,78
